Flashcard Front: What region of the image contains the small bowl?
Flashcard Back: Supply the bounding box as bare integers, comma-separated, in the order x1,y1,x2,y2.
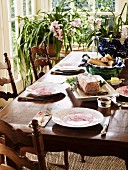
97,97,112,108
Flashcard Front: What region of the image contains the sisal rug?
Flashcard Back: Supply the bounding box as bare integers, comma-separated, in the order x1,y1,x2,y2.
27,151,126,170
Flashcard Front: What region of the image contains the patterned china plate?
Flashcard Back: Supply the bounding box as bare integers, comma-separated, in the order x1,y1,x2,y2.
26,82,61,95
116,86,128,97
52,108,103,128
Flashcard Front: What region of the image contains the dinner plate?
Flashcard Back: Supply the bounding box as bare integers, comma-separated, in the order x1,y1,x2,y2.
56,68,83,72
116,86,128,97
26,82,61,95
52,108,103,128
58,63,78,67
72,75,118,101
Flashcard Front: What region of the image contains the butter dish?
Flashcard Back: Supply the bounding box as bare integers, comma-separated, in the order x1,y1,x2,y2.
107,77,123,85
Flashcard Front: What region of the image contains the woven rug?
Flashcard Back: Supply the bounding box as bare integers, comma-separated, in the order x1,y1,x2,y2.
27,151,126,170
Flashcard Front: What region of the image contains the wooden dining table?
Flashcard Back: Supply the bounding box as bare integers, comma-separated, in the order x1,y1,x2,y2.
0,52,128,169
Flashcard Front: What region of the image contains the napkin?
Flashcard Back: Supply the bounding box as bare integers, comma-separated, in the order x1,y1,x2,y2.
51,69,85,75
28,111,51,127
79,54,125,68
18,92,66,103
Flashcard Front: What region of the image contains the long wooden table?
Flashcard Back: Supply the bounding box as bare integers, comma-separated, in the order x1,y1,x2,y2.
1,52,128,169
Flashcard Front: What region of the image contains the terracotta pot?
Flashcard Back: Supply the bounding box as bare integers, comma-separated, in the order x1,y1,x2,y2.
47,42,63,58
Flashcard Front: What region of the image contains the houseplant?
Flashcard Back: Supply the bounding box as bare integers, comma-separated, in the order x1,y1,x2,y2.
16,0,88,86
122,3,128,38
86,3,128,58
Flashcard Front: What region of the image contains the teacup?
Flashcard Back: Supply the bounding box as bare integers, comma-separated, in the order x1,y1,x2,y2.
97,97,112,108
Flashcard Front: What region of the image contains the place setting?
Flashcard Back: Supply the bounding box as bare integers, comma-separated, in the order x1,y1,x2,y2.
17,82,66,103
51,68,85,75
115,85,128,107
51,61,86,75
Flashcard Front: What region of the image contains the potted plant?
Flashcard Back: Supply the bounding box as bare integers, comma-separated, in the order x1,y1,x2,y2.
86,3,128,58
122,3,128,38
16,0,87,86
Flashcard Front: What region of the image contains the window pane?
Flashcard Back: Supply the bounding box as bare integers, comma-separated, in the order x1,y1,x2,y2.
23,0,26,15
52,0,115,12
11,21,16,55
28,0,32,14
11,21,19,78
74,0,93,12
10,0,15,17
96,0,115,12
13,56,19,79
9,0,32,79
52,0,70,10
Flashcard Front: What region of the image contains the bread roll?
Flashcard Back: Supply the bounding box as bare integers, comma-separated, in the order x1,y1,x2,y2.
108,60,114,66
101,57,109,63
88,58,108,66
105,54,112,60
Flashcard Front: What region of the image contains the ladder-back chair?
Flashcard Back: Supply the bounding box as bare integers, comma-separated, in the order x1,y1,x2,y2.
29,45,53,81
0,119,69,170
0,53,17,101
0,119,46,170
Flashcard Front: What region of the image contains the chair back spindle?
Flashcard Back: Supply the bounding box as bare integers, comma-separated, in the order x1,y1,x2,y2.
29,45,52,80
32,119,47,170
0,53,17,101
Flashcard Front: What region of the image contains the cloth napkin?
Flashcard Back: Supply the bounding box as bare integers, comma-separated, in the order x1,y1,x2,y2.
28,111,51,127
78,54,125,68
51,69,85,75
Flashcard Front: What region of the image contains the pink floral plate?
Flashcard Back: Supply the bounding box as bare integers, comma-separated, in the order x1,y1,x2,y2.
52,108,103,128
116,86,128,97
26,82,61,95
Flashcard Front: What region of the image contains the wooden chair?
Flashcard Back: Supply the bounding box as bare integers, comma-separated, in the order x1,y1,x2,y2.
0,119,69,170
0,119,44,170
0,53,17,101
0,143,39,170
29,46,53,80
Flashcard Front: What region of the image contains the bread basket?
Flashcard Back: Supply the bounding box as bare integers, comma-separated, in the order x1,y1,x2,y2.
80,55,125,80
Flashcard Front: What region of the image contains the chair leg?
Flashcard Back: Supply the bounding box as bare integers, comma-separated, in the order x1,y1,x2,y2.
64,150,69,170
81,155,85,163
0,136,5,164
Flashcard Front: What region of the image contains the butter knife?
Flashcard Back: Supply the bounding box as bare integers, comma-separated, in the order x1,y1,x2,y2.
101,116,110,136
111,97,121,107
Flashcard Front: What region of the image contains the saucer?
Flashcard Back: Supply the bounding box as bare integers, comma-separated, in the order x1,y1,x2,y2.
107,77,123,85
108,80,122,85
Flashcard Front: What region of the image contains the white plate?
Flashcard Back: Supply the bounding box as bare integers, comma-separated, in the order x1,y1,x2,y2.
116,86,128,97
26,82,61,95
52,108,103,128
58,62,78,67
72,75,118,101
